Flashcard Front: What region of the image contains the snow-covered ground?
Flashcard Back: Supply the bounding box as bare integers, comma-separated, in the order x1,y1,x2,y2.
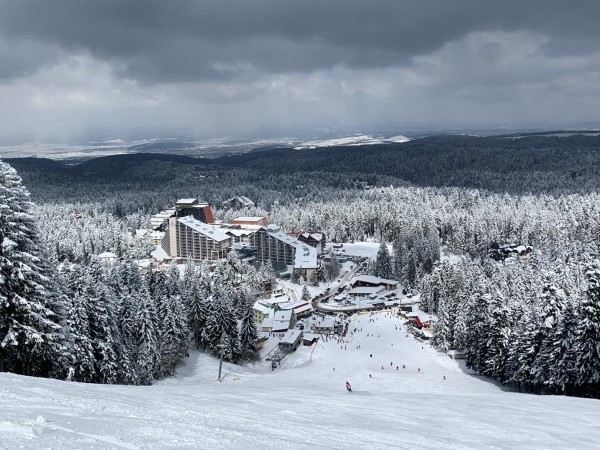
326,242,393,261
0,134,411,160
2,312,599,449
294,134,410,149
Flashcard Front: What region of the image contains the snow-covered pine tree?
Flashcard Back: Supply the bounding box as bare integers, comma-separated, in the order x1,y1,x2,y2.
573,263,600,396
373,240,393,280
158,291,189,377
238,290,258,361
186,277,208,349
67,292,96,382
553,302,579,395
301,285,311,303
506,306,542,393
86,280,120,384
182,257,196,290
481,291,511,382
134,282,159,385
464,290,491,373
0,161,68,376
531,280,567,392
202,286,240,362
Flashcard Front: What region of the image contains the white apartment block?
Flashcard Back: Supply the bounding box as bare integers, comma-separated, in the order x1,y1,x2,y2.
163,216,232,261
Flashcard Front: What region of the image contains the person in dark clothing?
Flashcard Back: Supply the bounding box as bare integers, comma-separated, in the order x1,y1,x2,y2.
346,381,352,393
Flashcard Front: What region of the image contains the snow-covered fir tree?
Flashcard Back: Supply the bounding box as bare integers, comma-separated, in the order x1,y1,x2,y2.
373,240,393,279
0,161,70,376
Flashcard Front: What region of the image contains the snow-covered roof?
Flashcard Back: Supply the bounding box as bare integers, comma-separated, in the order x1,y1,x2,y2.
223,196,255,207
447,350,465,356
98,251,117,258
177,216,230,242
348,286,385,295
292,303,312,314
298,232,324,241
135,229,148,237
253,302,272,315
313,317,335,329
151,231,165,239
352,275,399,286
232,216,265,222
176,198,198,205
151,245,170,261
268,309,294,331
280,329,303,345
269,296,291,304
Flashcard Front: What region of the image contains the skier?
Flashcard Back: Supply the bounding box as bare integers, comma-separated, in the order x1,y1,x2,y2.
346,381,352,393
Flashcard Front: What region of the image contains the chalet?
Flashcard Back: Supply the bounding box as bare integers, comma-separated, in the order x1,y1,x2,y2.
312,316,335,334
261,309,296,332
406,312,424,328
151,230,166,246
279,329,303,352
220,226,256,244
253,301,273,324
98,251,118,266
350,275,399,291
223,196,256,209
422,317,437,330
489,242,533,262
348,285,385,297
286,301,313,318
288,231,326,255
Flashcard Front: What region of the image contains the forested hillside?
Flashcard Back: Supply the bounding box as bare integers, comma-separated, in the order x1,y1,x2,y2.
2,133,600,397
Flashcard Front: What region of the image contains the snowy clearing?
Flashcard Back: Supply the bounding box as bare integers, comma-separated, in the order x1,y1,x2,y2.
1,312,599,449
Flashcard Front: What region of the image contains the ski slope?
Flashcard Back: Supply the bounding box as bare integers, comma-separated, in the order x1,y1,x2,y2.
1,311,599,449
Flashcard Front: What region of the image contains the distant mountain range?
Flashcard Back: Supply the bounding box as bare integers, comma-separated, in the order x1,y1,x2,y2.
1,128,599,163
0,133,414,161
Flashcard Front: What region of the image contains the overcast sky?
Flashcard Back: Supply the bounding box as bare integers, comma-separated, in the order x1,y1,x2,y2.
1,0,599,142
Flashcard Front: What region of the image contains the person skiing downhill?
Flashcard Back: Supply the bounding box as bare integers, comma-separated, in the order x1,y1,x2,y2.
346,381,352,393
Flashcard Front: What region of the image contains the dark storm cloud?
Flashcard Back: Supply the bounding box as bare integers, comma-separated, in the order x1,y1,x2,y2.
0,0,599,83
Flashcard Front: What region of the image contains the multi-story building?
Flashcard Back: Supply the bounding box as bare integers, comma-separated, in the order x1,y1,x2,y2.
150,209,176,231
250,224,318,282
163,216,232,261
175,198,215,223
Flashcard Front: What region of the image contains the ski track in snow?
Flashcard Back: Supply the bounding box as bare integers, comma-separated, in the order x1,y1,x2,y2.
1,312,599,449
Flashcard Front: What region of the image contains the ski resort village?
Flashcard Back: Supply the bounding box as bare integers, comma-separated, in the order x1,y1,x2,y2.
136,197,432,366
1,189,599,449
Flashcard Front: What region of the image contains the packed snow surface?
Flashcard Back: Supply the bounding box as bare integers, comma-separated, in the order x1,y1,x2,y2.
1,312,599,449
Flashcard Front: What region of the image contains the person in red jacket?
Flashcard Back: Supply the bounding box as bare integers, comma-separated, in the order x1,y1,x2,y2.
346,381,352,393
